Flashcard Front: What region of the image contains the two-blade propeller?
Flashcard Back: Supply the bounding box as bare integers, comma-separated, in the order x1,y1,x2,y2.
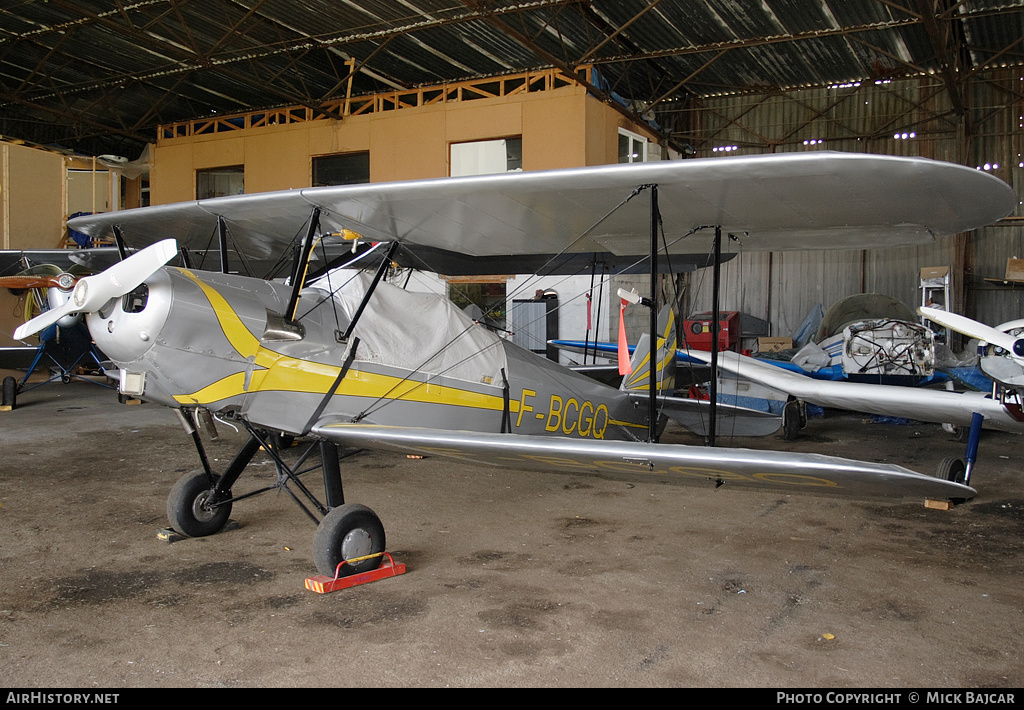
0,273,77,291
919,306,1024,360
13,239,177,341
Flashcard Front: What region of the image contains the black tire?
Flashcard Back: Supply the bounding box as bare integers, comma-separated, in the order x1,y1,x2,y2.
781,400,801,440
937,456,967,485
312,503,386,577
2,376,16,410
167,471,232,537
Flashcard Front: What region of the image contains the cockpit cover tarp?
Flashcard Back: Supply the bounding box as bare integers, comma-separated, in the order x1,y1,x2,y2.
313,271,508,386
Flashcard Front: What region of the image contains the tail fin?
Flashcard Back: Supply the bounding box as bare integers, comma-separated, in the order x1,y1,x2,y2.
620,305,677,394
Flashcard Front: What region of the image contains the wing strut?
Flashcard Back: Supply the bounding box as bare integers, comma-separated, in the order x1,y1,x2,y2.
217,216,230,275
648,185,659,443
113,226,129,260
500,368,512,433
338,241,400,343
708,225,722,448
302,337,360,436
285,207,321,322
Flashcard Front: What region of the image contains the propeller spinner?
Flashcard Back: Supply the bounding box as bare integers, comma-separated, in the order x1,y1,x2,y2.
919,306,1024,360
13,239,178,341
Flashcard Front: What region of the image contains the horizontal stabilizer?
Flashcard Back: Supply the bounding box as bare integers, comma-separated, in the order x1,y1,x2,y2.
631,392,782,437
313,421,975,501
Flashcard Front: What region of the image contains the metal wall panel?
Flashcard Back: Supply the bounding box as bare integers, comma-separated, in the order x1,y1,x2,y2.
683,69,1023,347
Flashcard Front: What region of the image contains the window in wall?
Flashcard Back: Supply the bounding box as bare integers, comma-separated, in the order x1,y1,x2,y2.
450,137,522,177
197,165,244,199
618,128,648,163
312,152,370,186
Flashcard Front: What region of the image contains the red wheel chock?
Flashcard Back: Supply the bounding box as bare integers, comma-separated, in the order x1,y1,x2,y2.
304,551,406,593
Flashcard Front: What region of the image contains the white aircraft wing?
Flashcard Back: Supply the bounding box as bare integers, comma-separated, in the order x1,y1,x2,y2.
691,350,1024,434
312,421,975,500
66,152,1015,261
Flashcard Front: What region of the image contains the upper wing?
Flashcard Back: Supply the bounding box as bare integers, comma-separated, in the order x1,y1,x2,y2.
66,152,1015,261
691,349,1024,433
312,421,974,500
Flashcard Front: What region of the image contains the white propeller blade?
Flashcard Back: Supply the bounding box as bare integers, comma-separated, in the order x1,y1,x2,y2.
919,306,1024,359
14,239,177,340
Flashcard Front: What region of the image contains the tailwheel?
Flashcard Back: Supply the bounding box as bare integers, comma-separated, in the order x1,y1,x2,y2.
942,422,968,442
167,471,233,537
937,456,967,485
312,503,386,577
781,399,803,440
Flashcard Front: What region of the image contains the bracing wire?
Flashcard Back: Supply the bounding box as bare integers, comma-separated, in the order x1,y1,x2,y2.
343,185,663,435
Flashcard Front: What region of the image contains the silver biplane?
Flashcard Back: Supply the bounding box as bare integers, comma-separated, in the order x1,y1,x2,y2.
15,152,1016,577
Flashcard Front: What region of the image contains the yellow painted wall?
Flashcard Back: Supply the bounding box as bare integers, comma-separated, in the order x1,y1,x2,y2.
369,108,448,181
522,93,586,171
309,121,370,164
66,170,111,215
1,142,66,348
1,142,65,250
151,85,657,203
585,99,659,165
150,142,195,205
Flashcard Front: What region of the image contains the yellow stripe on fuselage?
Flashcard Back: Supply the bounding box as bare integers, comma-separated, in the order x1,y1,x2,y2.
171,269,511,413
178,269,268,364
175,358,511,412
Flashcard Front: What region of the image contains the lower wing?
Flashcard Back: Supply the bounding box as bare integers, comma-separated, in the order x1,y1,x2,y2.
312,421,974,501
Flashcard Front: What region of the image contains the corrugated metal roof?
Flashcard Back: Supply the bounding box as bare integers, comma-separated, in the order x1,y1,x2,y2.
1,0,1022,156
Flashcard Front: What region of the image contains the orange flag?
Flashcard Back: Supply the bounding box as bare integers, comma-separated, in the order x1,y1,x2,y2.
618,298,632,376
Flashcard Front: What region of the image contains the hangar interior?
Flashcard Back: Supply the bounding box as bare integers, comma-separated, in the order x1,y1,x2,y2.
2,0,1023,355
2,1,1024,690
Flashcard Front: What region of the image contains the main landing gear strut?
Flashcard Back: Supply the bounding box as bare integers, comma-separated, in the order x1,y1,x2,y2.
166,409,386,577
937,411,984,489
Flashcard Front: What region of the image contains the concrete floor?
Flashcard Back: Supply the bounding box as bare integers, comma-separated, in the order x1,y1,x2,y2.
1,381,1022,688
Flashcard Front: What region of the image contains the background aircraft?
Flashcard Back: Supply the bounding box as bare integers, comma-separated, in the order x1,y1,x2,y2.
553,289,1003,442
556,292,942,385
15,152,1015,577
685,305,1024,488
0,250,119,409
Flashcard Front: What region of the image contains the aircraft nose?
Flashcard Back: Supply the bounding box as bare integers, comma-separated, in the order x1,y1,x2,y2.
14,239,177,341
88,269,173,364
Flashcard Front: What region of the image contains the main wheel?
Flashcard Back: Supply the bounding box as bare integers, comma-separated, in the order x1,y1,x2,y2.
167,471,233,537
2,376,16,410
937,456,967,485
312,503,386,577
